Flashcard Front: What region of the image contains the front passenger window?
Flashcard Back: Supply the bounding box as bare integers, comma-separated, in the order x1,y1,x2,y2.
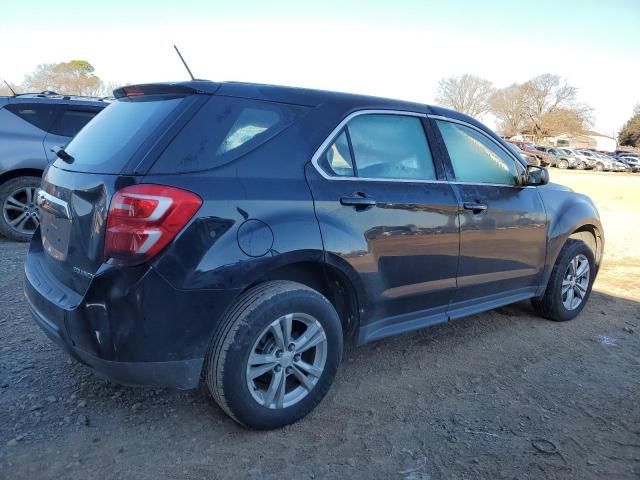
436,120,519,185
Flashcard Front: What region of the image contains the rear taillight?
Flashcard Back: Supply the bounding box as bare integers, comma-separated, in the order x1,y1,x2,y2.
104,184,202,266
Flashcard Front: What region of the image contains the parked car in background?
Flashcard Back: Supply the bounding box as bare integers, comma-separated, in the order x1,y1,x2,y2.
546,147,585,169
581,150,626,172
509,143,539,166
562,148,596,169
510,141,550,166
25,80,604,429
0,92,108,241
618,156,640,172
593,153,629,172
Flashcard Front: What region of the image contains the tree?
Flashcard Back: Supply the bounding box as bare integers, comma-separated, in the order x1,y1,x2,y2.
489,74,591,140
618,104,640,147
435,74,494,118
521,74,591,141
22,60,104,96
489,83,529,137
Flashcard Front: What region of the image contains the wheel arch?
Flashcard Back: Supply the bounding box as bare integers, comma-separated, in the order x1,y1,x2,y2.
0,168,44,186
240,256,366,343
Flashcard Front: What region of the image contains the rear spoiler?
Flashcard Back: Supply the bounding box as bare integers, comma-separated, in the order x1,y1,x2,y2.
113,81,220,99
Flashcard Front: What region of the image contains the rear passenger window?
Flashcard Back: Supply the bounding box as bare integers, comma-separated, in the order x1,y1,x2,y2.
316,114,437,181
435,120,519,185
151,96,305,173
348,115,436,180
50,109,99,138
5,103,58,132
318,130,354,177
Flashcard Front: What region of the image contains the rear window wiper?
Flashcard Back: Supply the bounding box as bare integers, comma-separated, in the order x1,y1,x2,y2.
51,146,74,164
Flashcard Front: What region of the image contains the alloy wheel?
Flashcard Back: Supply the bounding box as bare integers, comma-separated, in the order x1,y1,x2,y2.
2,186,40,236
561,254,590,310
246,313,327,409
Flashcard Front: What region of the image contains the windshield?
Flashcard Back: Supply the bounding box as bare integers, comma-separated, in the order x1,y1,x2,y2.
59,95,187,174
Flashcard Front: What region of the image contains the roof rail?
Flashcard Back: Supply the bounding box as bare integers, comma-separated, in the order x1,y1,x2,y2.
11,91,112,102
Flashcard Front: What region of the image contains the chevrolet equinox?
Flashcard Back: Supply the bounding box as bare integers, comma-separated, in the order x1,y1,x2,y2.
25,81,604,429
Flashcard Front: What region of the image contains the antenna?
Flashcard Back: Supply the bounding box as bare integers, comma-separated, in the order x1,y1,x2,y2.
173,45,195,81
3,80,16,96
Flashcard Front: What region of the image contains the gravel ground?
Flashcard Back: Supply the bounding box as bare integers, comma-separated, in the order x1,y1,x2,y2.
0,169,639,480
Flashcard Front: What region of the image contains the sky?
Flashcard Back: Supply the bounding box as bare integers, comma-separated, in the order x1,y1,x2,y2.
1,0,638,136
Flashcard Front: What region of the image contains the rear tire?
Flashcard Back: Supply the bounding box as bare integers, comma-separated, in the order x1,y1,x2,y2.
205,280,343,429
532,239,595,322
595,163,604,172
0,176,41,242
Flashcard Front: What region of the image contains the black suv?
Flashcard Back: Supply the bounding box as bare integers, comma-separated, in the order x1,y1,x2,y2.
0,92,108,240
25,81,604,429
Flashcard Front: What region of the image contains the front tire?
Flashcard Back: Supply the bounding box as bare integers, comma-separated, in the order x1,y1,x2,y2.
557,159,569,169
595,163,604,172
532,239,595,322
205,281,343,429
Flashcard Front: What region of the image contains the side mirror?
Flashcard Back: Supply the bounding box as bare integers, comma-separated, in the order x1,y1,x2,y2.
525,165,549,186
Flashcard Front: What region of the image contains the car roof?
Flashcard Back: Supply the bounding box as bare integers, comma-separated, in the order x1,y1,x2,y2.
1,92,110,107
117,79,481,122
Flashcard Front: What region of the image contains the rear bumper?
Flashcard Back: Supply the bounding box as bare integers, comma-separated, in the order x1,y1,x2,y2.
24,239,240,389
27,298,202,388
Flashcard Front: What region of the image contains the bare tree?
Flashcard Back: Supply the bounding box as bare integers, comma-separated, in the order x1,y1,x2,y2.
489,83,529,137
435,74,494,118
490,74,591,140
521,74,591,141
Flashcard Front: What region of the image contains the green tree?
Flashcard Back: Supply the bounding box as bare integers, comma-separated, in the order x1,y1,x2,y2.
22,60,104,96
618,105,640,147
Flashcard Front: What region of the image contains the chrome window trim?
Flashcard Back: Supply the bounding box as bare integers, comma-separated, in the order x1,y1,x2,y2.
310,109,449,184
310,109,534,188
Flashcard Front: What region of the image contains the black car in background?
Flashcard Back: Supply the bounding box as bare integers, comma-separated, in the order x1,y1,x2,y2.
0,92,108,240
25,81,604,429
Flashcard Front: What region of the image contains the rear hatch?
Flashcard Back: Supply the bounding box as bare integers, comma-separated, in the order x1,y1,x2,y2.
34,84,211,298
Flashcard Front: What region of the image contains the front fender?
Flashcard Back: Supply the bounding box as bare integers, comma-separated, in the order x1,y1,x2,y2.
537,185,604,294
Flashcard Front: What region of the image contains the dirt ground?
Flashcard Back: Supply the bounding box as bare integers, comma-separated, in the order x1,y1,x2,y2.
0,169,638,480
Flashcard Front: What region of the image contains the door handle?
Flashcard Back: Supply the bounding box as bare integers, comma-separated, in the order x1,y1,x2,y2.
340,194,376,209
463,202,488,213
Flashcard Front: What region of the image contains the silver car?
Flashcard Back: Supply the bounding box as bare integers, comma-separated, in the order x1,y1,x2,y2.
561,148,596,169
0,93,107,241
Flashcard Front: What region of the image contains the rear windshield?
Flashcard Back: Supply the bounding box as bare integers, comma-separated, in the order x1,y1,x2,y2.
150,96,305,173
58,95,186,174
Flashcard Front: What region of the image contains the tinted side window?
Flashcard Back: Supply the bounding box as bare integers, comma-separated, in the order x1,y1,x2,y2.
347,114,436,181
318,130,354,177
436,120,519,185
5,103,58,131
152,96,305,173
50,109,99,138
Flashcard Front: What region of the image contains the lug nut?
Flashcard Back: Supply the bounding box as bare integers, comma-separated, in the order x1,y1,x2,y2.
275,350,283,358
294,354,301,362
286,367,292,374
274,365,282,372
288,343,295,352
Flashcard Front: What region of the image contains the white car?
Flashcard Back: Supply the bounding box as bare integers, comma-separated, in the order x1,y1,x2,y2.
585,152,628,172
562,148,596,169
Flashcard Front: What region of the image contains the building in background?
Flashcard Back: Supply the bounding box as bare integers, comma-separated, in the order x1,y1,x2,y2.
509,131,617,152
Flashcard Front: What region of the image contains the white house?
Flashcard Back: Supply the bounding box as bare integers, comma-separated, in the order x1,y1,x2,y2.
585,132,617,152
